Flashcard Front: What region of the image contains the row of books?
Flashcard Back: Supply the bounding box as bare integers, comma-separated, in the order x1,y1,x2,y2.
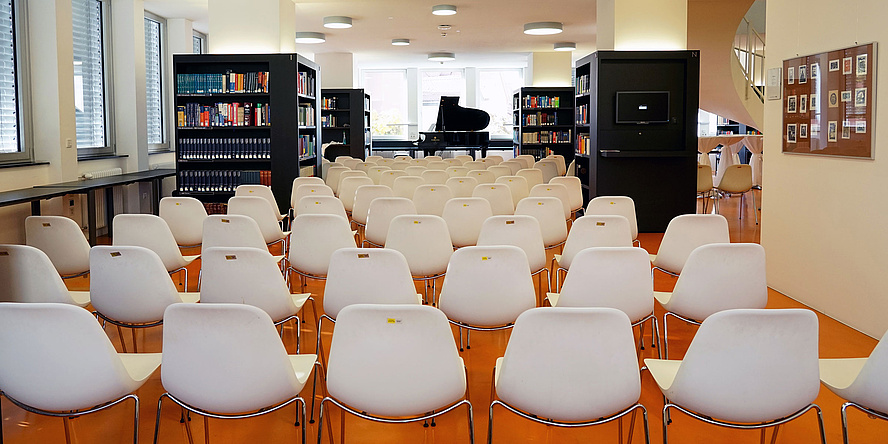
321,115,349,127
576,134,591,155
517,95,563,109
179,170,271,192
321,97,342,109
298,135,316,158
518,130,572,144
297,72,316,97
176,72,269,95
203,202,228,215
576,74,591,95
298,104,316,127
519,112,563,126
177,102,271,128
576,104,589,125
178,137,271,160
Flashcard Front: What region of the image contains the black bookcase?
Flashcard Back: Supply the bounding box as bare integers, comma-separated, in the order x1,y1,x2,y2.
512,87,575,162
321,88,371,160
173,53,320,214
575,50,700,232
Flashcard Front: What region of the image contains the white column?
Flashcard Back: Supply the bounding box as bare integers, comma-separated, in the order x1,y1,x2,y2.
597,0,687,50
316,52,355,88
209,0,296,53
529,52,572,87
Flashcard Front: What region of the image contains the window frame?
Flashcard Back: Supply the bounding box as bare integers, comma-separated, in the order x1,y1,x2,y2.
0,0,32,164
144,11,168,152
74,0,114,158
192,31,206,54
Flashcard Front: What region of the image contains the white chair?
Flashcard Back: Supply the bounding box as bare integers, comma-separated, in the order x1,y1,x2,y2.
552,214,632,289
338,175,374,214
351,184,393,230
236,184,285,222
489,307,649,443
394,155,412,161
392,175,426,199
365,155,384,164
201,214,284,265
376,158,396,166
367,165,392,184
335,170,368,196
90,245,200,352
650,214,730,277
424,155,443,162
533,159,560,183
645,309,825,444
715,163,758,224
296,194,349,220
500,160,523,175
454,154,473,164
477,215,549,304
516,168,544,189
463,160,485,171
515,197,567,250
112,214,199,288
696,164,714,213
25,215,91,278
319,304,473,443
421,169,450,185
446,176,479,198
426,161,449,170
438,245,536,351
484,155,504,165
404,165,427,177
156,303,316,444
158,197,208,249
546,154,567,175
340,157,361,170
442,197,494,248
487,165,511,179
548,176,583,216
587,196,640,246
0,303,160,444
446,166,470,177
334,155,354,164
390,160,411,170
467,169,496,185
444,158,464,166
363,197,417,247
0,244,90,306
654,243,767,358
413,184,453,216
322,162,343,181
291,176,325,190
820,330,888,444
495,175,530,207
515,154,535,169
354,161,373,172
529,183,571,221
286,214,357,292
472,183,514,215
385,214,453,304
227,196,291,253
566,159,576,176
410,158,430,167
291,183,334,217
325,166,350,194
379,169,409,188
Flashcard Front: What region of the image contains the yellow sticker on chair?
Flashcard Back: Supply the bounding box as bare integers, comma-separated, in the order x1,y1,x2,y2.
110,252,122,257
609,202,615,205
225,255,237,260
42,223,51,227
506,220,515,224
358,253,369,259
175,202,181,206
538,202,543,205
387,318,401,324
0,251,7,256
221,218,230,223
597,222,606,226
481,256,490,261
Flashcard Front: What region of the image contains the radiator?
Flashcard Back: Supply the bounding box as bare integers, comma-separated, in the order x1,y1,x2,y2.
81,167,122,180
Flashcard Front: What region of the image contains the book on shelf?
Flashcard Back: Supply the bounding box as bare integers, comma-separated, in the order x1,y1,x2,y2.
522,112,560,126
177,102,271,127
519,95,562,108
178,137,271,160
521,130,572,144
575,74,590,95
203,202,228,215
576,104,589,125
298,135,316,158
176,71,269,94
576,134,591,155
297,72,315,96
178,169,270,192
321,115,341,127
321,97,339,109
298,104,316,126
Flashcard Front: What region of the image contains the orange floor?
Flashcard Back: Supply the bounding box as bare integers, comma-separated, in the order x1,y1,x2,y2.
4,189,887,443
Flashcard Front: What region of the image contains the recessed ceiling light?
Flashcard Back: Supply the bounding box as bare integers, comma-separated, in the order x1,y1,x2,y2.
294,32,326,44
523,22,563,35
428,52,455,61
554,42,576,51
323,16,353,29
392,38,410,46
432,5,457,15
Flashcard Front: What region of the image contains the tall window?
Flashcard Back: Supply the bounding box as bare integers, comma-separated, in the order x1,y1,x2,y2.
363,70,408,138
0,0,27,163
420,70,465,132
72,0,110,155
478,69,523,138
144,15,165,148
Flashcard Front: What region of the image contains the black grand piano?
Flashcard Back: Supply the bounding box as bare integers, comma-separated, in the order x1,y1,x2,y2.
416,96,490,157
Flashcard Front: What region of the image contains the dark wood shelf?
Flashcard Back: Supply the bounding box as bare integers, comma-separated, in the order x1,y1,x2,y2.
321,88,371,160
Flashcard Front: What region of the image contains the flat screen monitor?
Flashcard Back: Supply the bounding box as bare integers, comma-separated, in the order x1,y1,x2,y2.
615,91,670,124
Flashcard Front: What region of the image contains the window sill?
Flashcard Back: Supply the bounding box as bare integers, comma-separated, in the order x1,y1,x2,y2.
77,154,129,162
0,160,50,170
148,150,173,156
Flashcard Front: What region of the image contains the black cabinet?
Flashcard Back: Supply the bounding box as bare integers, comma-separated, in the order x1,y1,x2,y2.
321,89,371,160
512,87,575,162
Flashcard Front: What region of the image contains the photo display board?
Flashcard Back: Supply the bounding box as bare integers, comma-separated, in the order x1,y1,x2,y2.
782,42,875,158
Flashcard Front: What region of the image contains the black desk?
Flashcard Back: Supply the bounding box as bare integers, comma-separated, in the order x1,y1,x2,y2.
0,186,86,215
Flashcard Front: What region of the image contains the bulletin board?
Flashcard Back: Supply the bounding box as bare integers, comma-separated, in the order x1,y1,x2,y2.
782,43,876,158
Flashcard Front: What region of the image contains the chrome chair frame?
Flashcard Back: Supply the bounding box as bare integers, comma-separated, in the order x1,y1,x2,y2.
840,401,888,444
662,402,825,444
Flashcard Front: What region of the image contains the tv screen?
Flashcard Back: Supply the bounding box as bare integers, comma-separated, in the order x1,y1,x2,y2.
615,91,670,124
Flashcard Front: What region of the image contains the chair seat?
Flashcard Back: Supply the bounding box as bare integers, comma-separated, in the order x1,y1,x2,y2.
493,356,503,385
819,358,868,391
643,359,682,391
180,292,201,304
288,354,318,386
273,255,286,264
545,292,561,307
649,253,657,263
553,254,562,264
70,291,91,307
119,353,162,383
653,291,672,306
289,293,311,312
183,255,200,265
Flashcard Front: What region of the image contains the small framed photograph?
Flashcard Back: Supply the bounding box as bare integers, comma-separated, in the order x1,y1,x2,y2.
787,95,797,113
855,87,867,107
828,90,840,108
841,91,852,102
800,95,808,113
857,121,867,133
829,59,840,71
811,123,820,137
828,121,838,142
798,65,808,83
787,66,795,84
810,93,819,111
842,124,851,139
787,124,797,143
811,63,819,78
856,54,868,75
843,57,853,74
800,123,809,139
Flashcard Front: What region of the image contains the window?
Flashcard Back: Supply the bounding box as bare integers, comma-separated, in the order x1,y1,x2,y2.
478,69,523,138
144,14,165,148
363,70,408,138
192,32,205,54
0,0,28,163
420,70,465,133
72,0,111,155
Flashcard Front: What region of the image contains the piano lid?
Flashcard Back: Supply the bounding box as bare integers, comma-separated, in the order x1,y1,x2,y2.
435,96,491,132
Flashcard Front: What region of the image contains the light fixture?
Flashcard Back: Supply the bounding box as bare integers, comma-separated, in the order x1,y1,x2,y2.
392,38,410,46
554,42,576,51
428,52,455,62
323,16,352,29
432,5,457,15
523,21,563,35
294,32,326,44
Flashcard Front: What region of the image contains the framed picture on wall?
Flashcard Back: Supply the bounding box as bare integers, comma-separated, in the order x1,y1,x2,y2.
800,123,808,138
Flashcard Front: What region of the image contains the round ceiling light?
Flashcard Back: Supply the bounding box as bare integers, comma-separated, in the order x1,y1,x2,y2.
554,42,576,51
523,21,563,35
294,32,326,44
428,52,456,61
432,5,457,15
392,38,411,46
323,16,353,29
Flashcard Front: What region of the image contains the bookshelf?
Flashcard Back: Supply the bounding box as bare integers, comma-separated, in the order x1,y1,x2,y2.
321,89,371,160
575,63,592,204
173,53,320,215
512,87,575,162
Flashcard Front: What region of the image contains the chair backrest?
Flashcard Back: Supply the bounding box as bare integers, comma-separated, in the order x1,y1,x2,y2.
336,170,368,194
463,160,485,171
412,184,453,216
158,197,208,247
291,176,325,192
421,169,449,185
495,175,530,206
500,160,523,175
385,214,453,277
442,197,494,248
445,176,478,198
322,162,343,181
533,159,559,183
516,168,544,188
394,155,412,161
566,159,575,176
515,197,568,248
446,166,469,177
390,161,411,171
547,154,567,175
288,214,357,277
840,330,888,413
325,166,350,193
161,303,304,414
716,164,753,193
665,243,767,320
697,164,714,193
24,215,90,275
202,214,271,251
379,169,409,188
200,247,300,322
351,185,393,225
557,247,654,322
559,215,632,269
367,166,393,185
0,244,83,304
410,158,429,167
438,245,536,327
334,155,354,164
364,197,417,246
0,303,145,411
341,158,361,170
485,155,504,165
339,176,375,212
227,196,286,244
586,196,640,241
496,307,640,422
653,214,730,274
477,215,546,271
365,155,384,164
424,155,443,162
89,245,183,323
443,158,463,166
454,154,473,164
529,183,571,219
324,248,420,318
515,155,535,169
391,175,426,200
473,183,515,215
355,161,373,172
487,165,511,179
376,158,395,166
404,165,427,177
326,304,465,417
467,169,496,185
669,309,820,423
426,161,448,171
235,184,282,215
112,214,188,271
291,183,335,213
548,176,583,212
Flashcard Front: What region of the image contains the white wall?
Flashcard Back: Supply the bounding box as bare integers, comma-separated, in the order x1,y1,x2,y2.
761,0,888,337
316,52,355,88
529,52,572,87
